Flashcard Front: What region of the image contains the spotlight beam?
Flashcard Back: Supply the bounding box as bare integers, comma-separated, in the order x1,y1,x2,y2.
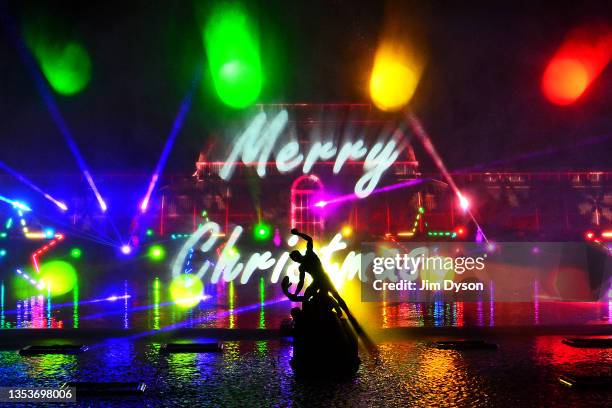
140,68,201,213
403,110,489,243
0,160,67,211
0,8,107,212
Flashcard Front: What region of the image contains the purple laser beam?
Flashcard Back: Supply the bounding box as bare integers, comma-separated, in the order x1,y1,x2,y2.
314,178,426,208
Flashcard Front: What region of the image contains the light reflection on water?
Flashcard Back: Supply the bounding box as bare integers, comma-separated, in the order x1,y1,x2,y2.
0,338,608,406
0,277,609,330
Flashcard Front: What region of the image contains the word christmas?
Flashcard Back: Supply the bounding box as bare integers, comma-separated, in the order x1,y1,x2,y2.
172,221,366,285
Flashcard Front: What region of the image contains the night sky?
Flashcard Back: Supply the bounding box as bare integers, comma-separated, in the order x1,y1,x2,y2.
1,0,611,176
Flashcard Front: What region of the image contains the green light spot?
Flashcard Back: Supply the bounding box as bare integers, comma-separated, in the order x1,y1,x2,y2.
70,247,82,259
148,244,166,262
146,229,154,237
36,42,92,95
253,221,272,241
40,260,77,297
169,274,203,308
418,206,425,214
204,2,262,108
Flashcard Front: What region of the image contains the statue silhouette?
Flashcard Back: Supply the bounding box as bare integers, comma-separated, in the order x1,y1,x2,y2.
282,228,375,378
287,228,345,316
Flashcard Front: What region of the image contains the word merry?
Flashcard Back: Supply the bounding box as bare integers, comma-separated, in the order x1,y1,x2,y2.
218,110,404,198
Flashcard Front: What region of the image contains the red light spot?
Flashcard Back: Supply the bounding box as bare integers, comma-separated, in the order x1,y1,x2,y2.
585,231,594,240
455,226,466,236
542,58,589,105
542,25,612,106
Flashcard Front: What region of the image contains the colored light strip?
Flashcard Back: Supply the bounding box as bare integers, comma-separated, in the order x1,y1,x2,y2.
16,269,45,290
25,232,47,239
32,233,65,273
427,231,457,238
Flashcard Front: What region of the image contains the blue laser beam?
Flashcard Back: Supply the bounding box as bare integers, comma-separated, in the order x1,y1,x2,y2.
93,297,289,348
0,160,67,211
0,8,107,212
140,67,202,213
0,195,31,212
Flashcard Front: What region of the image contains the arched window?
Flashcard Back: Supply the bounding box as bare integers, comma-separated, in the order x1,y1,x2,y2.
290,175,324,240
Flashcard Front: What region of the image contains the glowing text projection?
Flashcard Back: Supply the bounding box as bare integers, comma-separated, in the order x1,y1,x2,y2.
218,110,404,198
172,221,365,288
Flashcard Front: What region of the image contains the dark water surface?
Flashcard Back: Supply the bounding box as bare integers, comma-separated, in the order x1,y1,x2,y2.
0,336,609,407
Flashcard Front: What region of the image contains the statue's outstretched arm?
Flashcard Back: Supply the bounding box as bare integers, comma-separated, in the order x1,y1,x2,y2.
281,276,304,301
291,228,313,251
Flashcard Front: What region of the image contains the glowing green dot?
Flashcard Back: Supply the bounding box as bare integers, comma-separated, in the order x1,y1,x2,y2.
70,248,82,259
253,222,271,241
148,244,166,261
146,229,154,237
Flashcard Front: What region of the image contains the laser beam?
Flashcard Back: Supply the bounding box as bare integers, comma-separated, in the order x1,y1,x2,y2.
0,195,31,212
140,68,201,213
0,160,67,211
314,178,426,209
404,111,488,243
0,9,107,212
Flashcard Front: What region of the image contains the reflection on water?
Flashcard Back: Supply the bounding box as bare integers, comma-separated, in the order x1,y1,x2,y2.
123,280,129,329
26,354,77,381
228,281,235,329
152,277,160,330
259,277,266,329
73,281,78,328
0,338,608,406
0,277,609,330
